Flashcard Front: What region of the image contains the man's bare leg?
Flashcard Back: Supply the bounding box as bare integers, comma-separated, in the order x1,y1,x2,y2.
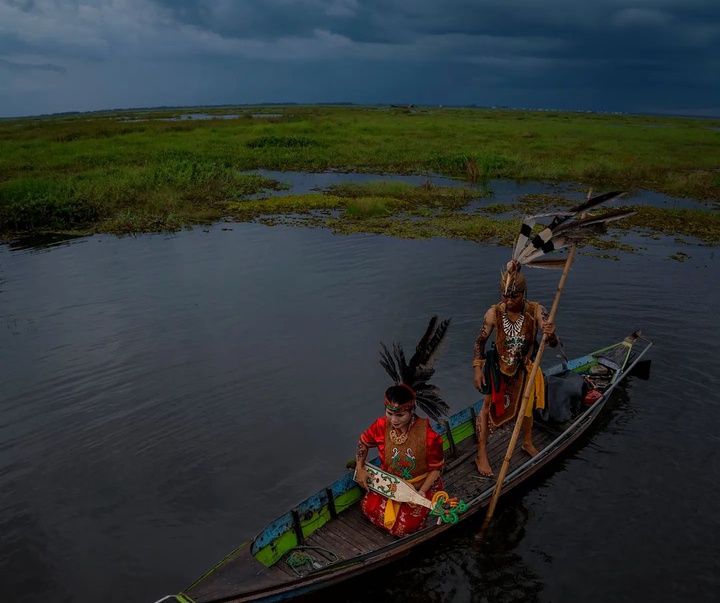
521,415,539,457
475,396,494,476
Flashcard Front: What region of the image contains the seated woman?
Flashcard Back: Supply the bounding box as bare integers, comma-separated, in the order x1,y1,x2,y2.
354,316,451,537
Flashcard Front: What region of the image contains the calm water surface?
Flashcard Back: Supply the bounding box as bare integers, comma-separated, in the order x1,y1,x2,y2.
1,219,719,603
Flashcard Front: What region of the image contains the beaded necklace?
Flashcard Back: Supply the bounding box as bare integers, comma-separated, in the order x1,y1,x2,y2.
502,310,524,338
389,429,408,444
389,416,415,445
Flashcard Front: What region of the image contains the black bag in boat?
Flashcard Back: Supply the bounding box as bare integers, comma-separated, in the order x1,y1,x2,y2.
535,370,588,423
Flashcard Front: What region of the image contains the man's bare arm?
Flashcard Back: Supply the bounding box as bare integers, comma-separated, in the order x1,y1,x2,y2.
473,308,496,362
538,304,558,347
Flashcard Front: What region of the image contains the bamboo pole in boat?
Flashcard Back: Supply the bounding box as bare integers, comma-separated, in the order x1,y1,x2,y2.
479,242,578,539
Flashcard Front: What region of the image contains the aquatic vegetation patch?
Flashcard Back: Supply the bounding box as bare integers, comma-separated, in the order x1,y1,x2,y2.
344,197,396,217
0,162,287,233
585,237,639,254
327,181,417,199
228,174,290,198
96,209,188,233
326,213,517,244
0,176,73,204
0,176,103,230
2,105,720,241
668,251,691,262
659,169,720,201
476,203,513,215
0,195,102,231
621,206,720,244
326,180,481,212
581,251,622,261
246,135,323,149
226,193,345,217
424,152,516,179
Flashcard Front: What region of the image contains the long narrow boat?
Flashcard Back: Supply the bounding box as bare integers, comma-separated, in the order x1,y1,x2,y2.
155,331,652,603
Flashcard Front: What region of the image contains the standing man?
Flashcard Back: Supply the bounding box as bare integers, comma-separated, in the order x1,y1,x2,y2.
473,261,557,477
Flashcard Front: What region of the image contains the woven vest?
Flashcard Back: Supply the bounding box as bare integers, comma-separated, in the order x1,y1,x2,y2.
383,417,428,480
494,301,539,377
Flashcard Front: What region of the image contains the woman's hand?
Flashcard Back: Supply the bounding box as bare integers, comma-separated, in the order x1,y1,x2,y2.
417,469,441,499
355,466,371,491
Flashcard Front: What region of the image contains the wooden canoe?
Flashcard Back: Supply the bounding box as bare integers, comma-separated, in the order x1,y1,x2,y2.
155,331,652,603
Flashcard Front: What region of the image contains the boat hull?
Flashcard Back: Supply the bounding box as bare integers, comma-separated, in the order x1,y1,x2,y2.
159,333,652,603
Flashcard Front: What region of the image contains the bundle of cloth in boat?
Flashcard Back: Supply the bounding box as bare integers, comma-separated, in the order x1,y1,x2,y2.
534,370,588,423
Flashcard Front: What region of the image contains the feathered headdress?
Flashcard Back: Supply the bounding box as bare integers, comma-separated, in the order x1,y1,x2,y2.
509,190,635,271
379,315,451,423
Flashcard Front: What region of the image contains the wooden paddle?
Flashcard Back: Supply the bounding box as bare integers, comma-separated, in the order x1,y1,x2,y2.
478,242,578,539
355,463,434,509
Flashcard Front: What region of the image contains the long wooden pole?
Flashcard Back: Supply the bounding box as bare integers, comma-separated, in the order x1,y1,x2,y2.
479,243,578,538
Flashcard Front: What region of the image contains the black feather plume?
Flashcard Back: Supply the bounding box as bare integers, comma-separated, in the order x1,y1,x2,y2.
379,342,401,385
545,190,626,233
512,191,633,266
378,316,452,422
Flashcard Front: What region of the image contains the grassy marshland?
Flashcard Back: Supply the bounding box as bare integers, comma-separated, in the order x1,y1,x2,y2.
1,105,719,247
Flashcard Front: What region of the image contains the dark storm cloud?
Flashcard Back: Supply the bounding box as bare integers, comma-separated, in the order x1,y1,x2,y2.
0,58,66,74
142,0,719,104
0,0,718,116
149,0,401,44
5,0,39,11
147,0,719,50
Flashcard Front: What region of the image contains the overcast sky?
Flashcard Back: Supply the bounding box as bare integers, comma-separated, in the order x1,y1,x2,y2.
1,0,718,118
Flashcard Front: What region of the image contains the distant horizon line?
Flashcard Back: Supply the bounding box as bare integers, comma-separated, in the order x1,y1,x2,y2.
2,102,719,121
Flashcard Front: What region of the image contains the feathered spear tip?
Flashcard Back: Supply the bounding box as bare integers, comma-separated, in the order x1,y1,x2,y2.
378,315,452,422
511,190,635,268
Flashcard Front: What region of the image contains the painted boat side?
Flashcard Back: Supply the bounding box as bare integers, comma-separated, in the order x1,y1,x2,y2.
247,353,600,567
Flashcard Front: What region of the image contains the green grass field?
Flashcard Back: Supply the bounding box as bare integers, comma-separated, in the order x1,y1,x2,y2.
1,105,718,246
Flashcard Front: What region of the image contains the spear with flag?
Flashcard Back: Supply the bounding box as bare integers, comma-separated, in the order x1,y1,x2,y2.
478,189,635,539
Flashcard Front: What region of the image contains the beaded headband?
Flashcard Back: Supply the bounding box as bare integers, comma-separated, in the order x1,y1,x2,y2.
500,262,527,296
384,383,416,413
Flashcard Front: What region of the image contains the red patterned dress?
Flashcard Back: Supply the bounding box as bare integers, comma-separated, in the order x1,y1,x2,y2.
359,416,445,536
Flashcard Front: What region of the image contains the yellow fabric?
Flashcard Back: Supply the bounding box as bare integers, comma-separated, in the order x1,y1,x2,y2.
524,365,546,417
382,472,429,530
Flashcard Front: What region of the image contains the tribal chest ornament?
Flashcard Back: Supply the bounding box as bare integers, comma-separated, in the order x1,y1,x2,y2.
501,312,525,369
494,301,538,377
384,418,428,479
390,448,416,479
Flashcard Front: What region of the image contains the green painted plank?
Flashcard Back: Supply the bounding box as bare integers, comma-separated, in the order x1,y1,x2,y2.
254,486,364,567
334,488,363,513
451,420,475,445
255,530,298,567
